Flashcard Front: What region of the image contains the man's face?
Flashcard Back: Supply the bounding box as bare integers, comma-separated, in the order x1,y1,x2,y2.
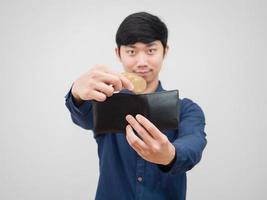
116,40,168,85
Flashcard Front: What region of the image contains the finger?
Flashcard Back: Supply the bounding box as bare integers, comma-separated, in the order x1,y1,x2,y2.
128,137,145,156
126,125,147,151
126,115,154,146
96,71,123,91
92,67,133,91
94,69,123,91
106,71,134,91
118,73,134,91
135,114,164,140
89,90,107,102
94,82,114,97
94,71,122,90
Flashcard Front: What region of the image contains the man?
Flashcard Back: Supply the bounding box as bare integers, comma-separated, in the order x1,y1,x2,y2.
65,12,207,200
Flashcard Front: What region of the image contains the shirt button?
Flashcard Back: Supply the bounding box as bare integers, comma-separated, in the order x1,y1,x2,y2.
137,176,143,182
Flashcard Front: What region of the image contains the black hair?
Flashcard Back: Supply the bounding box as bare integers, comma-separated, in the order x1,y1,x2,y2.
116,12,168,53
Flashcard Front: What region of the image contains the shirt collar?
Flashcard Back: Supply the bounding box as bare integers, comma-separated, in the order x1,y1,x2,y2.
155,81,164,92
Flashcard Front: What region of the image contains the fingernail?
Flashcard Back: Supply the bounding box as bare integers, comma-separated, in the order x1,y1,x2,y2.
126,115,131,120
136,114,141,119
126,124,132,130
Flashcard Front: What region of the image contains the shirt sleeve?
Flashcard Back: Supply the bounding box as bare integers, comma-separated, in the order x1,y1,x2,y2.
64,86,94,130
158,98,207,175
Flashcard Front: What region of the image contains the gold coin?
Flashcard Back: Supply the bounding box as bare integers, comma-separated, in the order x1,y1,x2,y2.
121,72,147,94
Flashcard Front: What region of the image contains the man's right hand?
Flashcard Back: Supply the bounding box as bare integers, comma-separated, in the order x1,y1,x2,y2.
71,65,134,105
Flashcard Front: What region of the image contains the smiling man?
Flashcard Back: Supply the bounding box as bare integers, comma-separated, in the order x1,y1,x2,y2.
117,41,165,94
65,12,207,200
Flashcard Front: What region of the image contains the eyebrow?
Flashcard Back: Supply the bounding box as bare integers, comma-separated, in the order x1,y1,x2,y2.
126,42,158,48
146,42,157,47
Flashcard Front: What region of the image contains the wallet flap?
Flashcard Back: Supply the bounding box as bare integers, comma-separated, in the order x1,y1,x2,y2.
146,90,179,131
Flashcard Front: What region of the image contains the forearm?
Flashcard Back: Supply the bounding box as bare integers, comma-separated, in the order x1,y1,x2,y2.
158,98,207,175
65,88,94,130
171,132,207,174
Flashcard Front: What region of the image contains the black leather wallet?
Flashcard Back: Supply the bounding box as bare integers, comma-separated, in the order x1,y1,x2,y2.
92,90,179,136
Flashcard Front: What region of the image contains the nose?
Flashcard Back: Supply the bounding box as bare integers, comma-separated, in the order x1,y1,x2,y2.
136,52,148,67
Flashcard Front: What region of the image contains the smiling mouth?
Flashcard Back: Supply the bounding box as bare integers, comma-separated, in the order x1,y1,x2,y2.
135,70,151,77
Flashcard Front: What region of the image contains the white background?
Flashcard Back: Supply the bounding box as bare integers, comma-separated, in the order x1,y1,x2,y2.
1,0,266,199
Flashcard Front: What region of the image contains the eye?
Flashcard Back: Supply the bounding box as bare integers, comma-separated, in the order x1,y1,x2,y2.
147,48,157,55
126,49,135,55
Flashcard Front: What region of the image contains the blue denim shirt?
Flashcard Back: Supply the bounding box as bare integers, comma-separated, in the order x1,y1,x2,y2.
65,82,207,200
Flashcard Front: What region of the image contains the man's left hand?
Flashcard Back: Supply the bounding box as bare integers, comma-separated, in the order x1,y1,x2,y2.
125,114,176,165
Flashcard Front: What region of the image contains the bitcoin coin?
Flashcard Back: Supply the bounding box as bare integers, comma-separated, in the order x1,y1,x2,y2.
121,72,147,94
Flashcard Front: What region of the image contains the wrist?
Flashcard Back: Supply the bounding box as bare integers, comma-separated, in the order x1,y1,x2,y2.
157,144,177,172
165,144,176,165
71,87,84,106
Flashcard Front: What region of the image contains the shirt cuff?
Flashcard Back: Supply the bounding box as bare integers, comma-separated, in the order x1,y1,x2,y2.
65,87,92,116
157,149,177,172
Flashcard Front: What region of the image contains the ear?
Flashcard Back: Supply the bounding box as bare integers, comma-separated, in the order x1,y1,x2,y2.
115,47,121,61
163,45,169,58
